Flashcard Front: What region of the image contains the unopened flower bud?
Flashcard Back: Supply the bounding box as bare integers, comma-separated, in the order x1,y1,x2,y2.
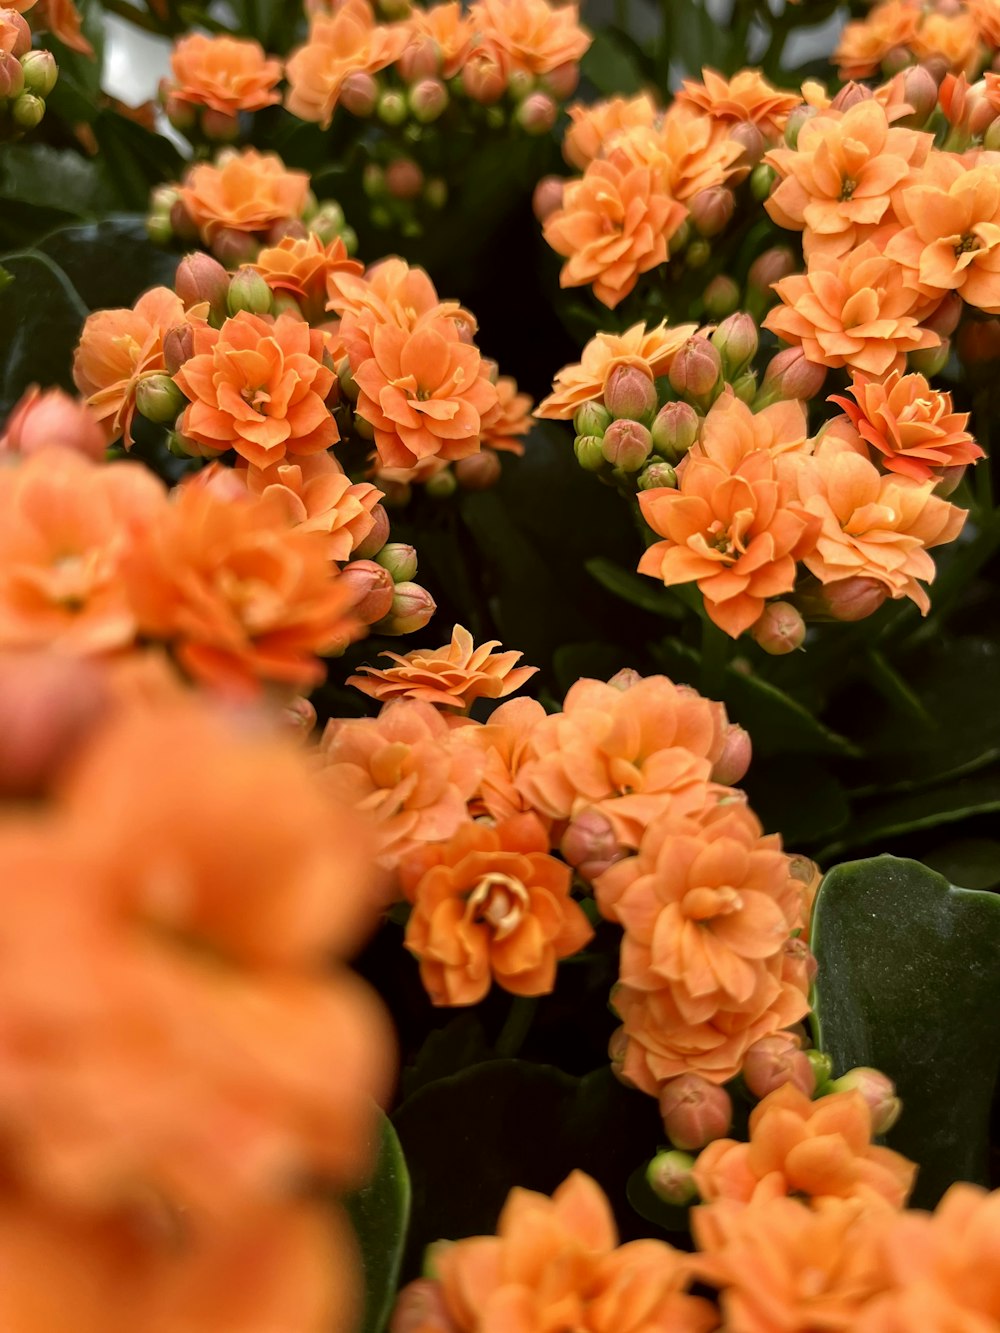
532,174,564,222
688,186,734,237
703,275,740,319
11,90,44,128
669,337,722,407
574,435,606,471
169,199,200,244
2,9,31,57
175,251,230,324
340,558,396,624
783,104,816,149
646,1150,697,1207
761,345,827,401
732,370,757,404
711,312,758,378
603,364,657,422
560,807,626,882
212,226,259,268
201,108,240,141
376,580,436,635
163,90,197,132
455,451,502,490
227,265,273,316
573,400,611,438
385,157,424,200
820,575,888,622
750,162,777,201
282,695,317,740
806,1049,834,1087
659,1074,732,1151
743,1033,817,1100
669,220,691,255
135,372,185,424
377,89,408,125
409,76,448,123
425,467,457,498
517,91,557,135
651,400,700,462
0,655,109,800
266,218,308,246
831,1067,902,1134
462,47,506,104
390,1279,457,1333
398,35,440,83
899,63,939,125
20,48,57,98
729,120,764,168
908,338,949,378
541,60,578,99
751,601,805,654
748,245,796,294
935,464,966,498
712,723,752,785
638,460,678,490
309,199,347,244
607,667,643,690
601,418,652,471
970,95,996,139
0,49,24,98
344,506,386,562
831,80,873,111
163,323,196,375
375,542,418,583
507,67,534,101
341,70,378,115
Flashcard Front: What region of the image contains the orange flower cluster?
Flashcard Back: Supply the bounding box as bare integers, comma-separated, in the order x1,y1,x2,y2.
349,623,537,710
16,0,91,55
160,32,282,137
536,320,698,419
834,0,991,81
0,668,393,1331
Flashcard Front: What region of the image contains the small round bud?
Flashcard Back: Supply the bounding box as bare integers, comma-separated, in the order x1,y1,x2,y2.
908,339,949,378
376,580,437,635
377,89,408,125
265,218,308,247
750,163,777,201
201,108,240,141
783,104,817,149
341,70,378,116
687,239,711,268
703,274,740,319
541,60,578,99
517,91,557,135
340,558,396,625
711,312,758,378
603,364,657,423
669,337,722,407
574,434,607,472
560,807,626,882
425,467,457,499
573,400,611,438
309,199,347,243
659,1074,732,1151
646,1150,697,1207
227,265,273,316
20,49,58,98
748,245,796,294
651,400,700,462
711,723,752,785
11,91,44,129
163,323,196,375
819,576,888,622
212,226,259,268
135,373,185,424
175,251,230,324
423,177,447,209
601,418,653,471
0,49,24,99
688,186,734,238
729,120,765,169
337,357,360,402
899,64,939,126
385,157,424,200
669,220,691,255
831,80,872,112
507,67,534,101
146,213,173,246
375,542,418,583
455,451,502,490
398,36,440,83
0,655,109,800
751,601,806,654
743,1033,817,1100
409,76,448,123
761,346,827,401
984,117,1000,152
637,460,678,491
169,199,200,244
831,1067,902,1135
532,174,564,223
461,47,505,104
363,163,385,198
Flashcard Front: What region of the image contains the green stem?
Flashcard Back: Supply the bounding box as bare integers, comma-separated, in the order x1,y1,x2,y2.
99,0,165,35
495,996,538,1059
700,617,730,701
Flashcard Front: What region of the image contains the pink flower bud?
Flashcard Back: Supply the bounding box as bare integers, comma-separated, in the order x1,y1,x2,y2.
517,91,557,135
0,654,109,800
607,667,643,690
376,581,436,635
729,120,764,168
169,199,200,244
541,61,579,99
266,218,309,246
748,246,796,293
646,1150,697,1206
899,63,939,125
163,323,196,376
175,251,230,323
340,559,395,625
638,459,678,490
227,265,274,316
751,601,805,654
711,723,752,785
409,77,448,123
455,451,502,490
603,364,657,422
651,400,700,462
398,36,440,83
601,418,653,471
385,157,424,200
201,108,240,141
966,92,995,138
711,312,758,378
532,174,565,223
462,46,506,104
352,504,390,559
669,337,723,406
831,1067,902,1134
1,9,32,58
743,1033,817,1100
390,1279,458,1333
281,695,317,740
688,186,734,238
761,346,827,401
20,48,57,98
820,576,888,622
659,1074,732,1150
135,372,185,424
340,70,379,115
0,50,24,99
375,542,418,583
608,1023,637,1088
832,81,873,111
560,807,626,882
211,226,259,268
703,275,740,319
0,385,104,460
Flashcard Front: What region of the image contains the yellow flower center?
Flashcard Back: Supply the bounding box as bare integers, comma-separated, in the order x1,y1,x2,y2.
466,872,529,940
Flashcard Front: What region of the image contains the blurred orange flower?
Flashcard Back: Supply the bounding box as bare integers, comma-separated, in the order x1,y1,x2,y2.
179,149,311,242
562,92,658,171
349,624,537,711
165,33,282,116
471,0,590,74
677,67,801,139
479,374,533,454
834,1,921,80
911,11,981,76
29,0,92,55
237,451,384,561
536,320,698,419
0,384,105,460
655,103,744,200
253,233,362,324
969,0,1000,47
285,0,410,128
404,2,474,78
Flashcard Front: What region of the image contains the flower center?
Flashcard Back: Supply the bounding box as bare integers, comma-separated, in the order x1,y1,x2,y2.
465,872,529,940
241,384,271,413
707,520,734,555
681,885,743,921
954,233,981,257
840,177,858,201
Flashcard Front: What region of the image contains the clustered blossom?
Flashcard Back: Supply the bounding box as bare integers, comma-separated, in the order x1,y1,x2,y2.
834,0,998,81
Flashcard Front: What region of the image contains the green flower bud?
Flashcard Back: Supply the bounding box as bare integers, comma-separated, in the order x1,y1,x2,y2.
20,49,58,98
375,542,418,583
646,1150,697,1207
686,239,711,269
377,89,408,125
651,400,700,462
638,460,677,490
11,91,45,130
425,467,457,499
750,163,777,201
703,275,741,319
574,434,606,471
573,401,611,437
227,266,273,316
711,312,759,379
135,373,185,424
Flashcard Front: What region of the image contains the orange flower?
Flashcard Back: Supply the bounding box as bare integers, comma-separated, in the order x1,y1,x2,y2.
562,93,658,171
453,696,550,824
516,674,728,846
765,101,931,261
834,1,921,81
237,450,384,561
471,0,590,75
73,286,188,446
0,384,105,460
479,375,533,455
285,0,410,128
693,1194,895,1333
179,149,311,243
969,0,1000,47
543,147,687,309
124,483,359,696
830,370,982,481
253,233,362,324
911,11,981,76
318,700,485,870
349,624,537,711
693,1083,917,1209
698,388,809,463
329,256,475,366
404,1171,716,1333
174,312,338,467
352,313,498,469
0,447,166,657
677,67,801,139
764,242,941,377
398,813,592,1005
404,2,474,78
638,448,820,639
165,33,282,116
29,0,92,55
794,441,967,612
653,103,744,200
884,156,1000,313
536,320,698,420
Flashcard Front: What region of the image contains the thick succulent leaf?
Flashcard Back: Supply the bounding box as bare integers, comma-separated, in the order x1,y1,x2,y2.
344,1113,411,1333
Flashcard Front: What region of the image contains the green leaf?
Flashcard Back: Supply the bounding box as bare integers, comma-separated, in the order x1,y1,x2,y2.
812,856,1000,1206
0,251,88,416
741,758,849,849
344,1114,411,1333
923,838,1000,892
586,558,687,621
35,214,179,310
626,1162,692,1238
580,29,646,96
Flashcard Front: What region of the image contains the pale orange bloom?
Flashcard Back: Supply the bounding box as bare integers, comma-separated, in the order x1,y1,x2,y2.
562,93,658,171
349,624,537,711
179,149,311,243
165,33,282,116
124,483,359,696
884,156,1000,313
318,700,485,870
29,0,92,55
253,233,362,324
834,1,921,81
236,451,384,561
0,447,166,657
794,440,967,613
830,370,983,481
543,146,687,309
677,67,801,139
452,696,550,825
536,320,698,420
516,674,728,847
0,384,105,460
969,0,1000,47
352,313,498,469
698,389,809,464
328,256,475,366
471,0,590,74
653,103,745,200
693,1195,896,1333
911,11,981,76
765,101,931,261
638,448,820,639
398,813,592,1005
764,241,941,377
857,1183,1000,1333
285,0,410,128
73,286,188,447
174,312,338,468
693,1083,917,1209
404,2,474,78
411,1172,717,1333
479,375,532,455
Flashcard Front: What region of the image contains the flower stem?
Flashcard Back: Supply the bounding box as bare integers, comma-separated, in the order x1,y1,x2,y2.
495,996,538,1059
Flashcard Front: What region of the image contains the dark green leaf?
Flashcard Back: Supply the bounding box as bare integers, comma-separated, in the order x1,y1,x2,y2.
626,1162,692,1238
923,838,1000,892
586,557,687,621
35,215,179,310
812,856,1000,1205
580,29,647,96
0,144,115,222
0,251,88,416
344,1114,411,1333
741,758,849,849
